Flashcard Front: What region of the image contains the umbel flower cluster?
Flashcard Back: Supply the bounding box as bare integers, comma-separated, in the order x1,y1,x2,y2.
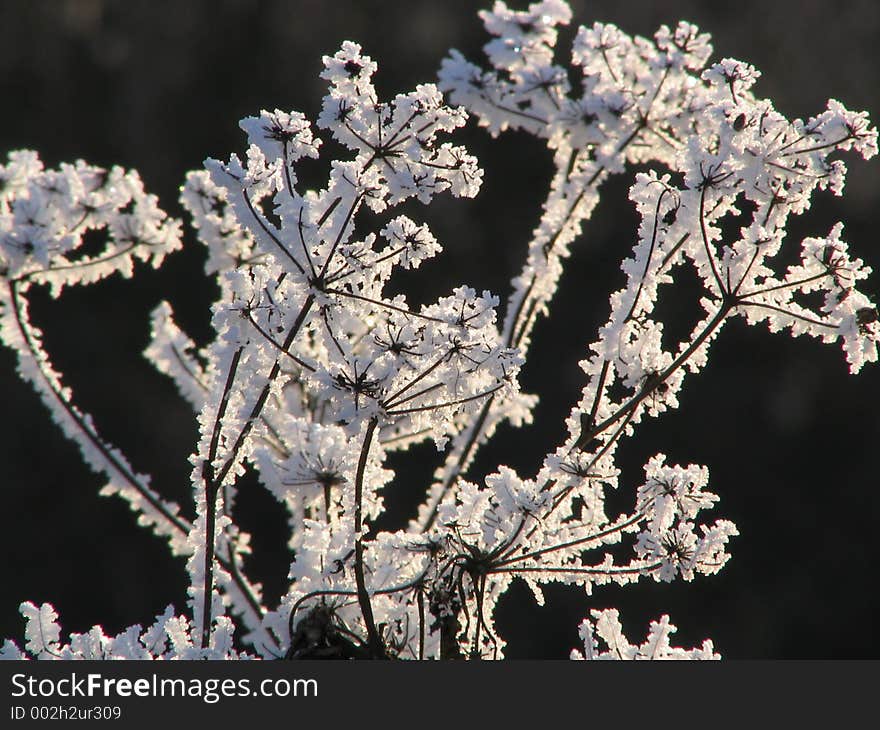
1,0,877,660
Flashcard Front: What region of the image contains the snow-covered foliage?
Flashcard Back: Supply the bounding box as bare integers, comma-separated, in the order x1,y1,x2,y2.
2,1,876,660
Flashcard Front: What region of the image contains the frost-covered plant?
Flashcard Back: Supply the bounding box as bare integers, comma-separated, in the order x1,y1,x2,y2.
1,0,877,660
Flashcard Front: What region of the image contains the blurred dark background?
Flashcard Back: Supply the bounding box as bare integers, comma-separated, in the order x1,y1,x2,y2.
1,0,878,658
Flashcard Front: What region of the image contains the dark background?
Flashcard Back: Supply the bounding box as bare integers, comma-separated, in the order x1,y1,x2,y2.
1,0,878,659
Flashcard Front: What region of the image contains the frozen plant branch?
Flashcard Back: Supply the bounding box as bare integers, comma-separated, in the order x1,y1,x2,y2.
1,0,877,660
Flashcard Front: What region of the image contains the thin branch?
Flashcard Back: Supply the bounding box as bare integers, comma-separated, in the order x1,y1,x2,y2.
325,287,450,325
489,562,660,577
199,346,243,649
778,134,855,158
242,189,305,276
7,280,191,536
495,512,643,567
381,354,449,408
739,271,829,299
737,299,837,329
623,188,669,323
199,294,315,648
353,418,384,658
385,384,505,416
245,310,316,372
316,195,361,282
14,243,138,282
572,304,732,451
213,295,315,489
698,185,728,298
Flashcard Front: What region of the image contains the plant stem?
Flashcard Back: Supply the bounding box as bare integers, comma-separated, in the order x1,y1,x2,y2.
353,417,383,657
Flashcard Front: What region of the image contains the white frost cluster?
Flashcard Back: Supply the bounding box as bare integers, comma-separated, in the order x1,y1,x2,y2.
0,152,190,559
2,0,876,661
1,603,244,660
571,609,719,660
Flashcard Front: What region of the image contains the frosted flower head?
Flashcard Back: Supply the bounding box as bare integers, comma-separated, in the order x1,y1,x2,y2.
278,422,351,496
811,99,879,160
702,58,761,99
636,455,718,531
317,77,481,206
239,109,321,163
572,22,627,73
380,215,441,269
653,22,712,71
636,522,699,581
320,41,378,96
